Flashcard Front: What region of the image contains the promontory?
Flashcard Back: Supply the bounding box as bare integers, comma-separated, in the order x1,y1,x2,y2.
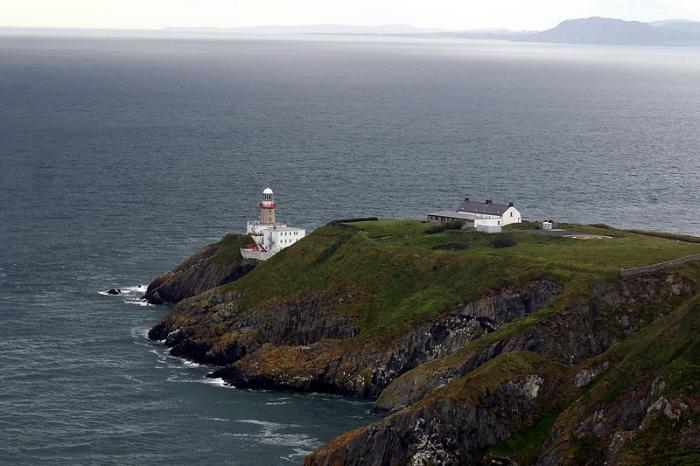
145,219,700,465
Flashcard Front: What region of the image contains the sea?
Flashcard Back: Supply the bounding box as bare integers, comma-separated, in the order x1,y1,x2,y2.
1,34,699,465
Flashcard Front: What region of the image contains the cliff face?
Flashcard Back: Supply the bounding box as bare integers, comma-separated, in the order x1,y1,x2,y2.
211,279,562,397
143,234,256,304
306,272,698,466
374,273,695,414
146,221,700,464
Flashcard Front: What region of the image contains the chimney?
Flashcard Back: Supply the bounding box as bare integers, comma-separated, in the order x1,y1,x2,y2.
508,202,514,207
485,199,492,205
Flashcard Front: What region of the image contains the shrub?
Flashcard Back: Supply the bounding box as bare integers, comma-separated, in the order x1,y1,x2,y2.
492,237,517,248
432,243,469,251
425,221,464,234
426,225,447,234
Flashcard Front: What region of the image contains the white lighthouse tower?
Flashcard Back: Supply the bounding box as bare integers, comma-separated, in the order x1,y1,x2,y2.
241,187,306,261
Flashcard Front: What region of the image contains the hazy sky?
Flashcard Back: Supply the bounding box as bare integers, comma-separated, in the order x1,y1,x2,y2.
1,0,698,30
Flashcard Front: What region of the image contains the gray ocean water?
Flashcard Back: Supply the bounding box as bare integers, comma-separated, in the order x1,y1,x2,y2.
1,35,699,465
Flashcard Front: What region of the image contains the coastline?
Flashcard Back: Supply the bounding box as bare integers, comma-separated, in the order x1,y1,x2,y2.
144,219,700,464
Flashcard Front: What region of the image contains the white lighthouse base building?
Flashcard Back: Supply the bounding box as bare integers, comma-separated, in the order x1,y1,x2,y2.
241,188,306,261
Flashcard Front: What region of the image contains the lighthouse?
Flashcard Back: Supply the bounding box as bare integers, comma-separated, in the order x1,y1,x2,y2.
242,187,306,261
260,187,277,225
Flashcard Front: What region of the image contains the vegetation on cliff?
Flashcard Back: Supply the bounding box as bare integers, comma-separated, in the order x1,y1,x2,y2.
146,220,700,464
143,234,255,304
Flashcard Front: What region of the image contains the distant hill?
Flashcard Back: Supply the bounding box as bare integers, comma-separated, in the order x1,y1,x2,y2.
651,19,700,34
164,24,444,35
518,17,700,46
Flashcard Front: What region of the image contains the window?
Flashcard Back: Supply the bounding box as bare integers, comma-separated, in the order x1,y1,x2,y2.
510,212,513,217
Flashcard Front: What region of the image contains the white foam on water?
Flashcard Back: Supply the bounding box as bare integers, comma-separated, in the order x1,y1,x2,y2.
130,327,150,339
121,284,148,294
98,285,151,310
125,299,153,307
281,448,316,462
182,359,201,368
122,374,145,385
237,419,278,426
232,420,317,449
202,377,231,388
265,401,290,406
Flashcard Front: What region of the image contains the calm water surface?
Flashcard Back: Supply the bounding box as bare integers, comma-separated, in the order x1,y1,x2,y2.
1,35,699,464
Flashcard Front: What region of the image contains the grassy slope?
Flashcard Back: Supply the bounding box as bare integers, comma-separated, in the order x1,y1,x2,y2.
211,234,253,264
214,220,700,343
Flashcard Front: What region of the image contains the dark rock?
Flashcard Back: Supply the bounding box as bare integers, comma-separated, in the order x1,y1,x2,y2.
148,291,164,305
170,338,211,362
164,328,184,347
147,322,171,341
107,288,120,295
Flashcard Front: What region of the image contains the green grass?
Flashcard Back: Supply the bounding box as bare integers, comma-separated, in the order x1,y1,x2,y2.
211,234,253,265
214,220,700,341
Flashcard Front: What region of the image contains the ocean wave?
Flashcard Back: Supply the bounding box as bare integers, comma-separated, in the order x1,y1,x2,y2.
130,327,150,339
122,284,148,294
228,420,317,449
125,298,153,307
202,377,232,388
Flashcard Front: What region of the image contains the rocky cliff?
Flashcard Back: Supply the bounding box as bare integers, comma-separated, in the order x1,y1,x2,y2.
143,234,256,304
146,220,700,464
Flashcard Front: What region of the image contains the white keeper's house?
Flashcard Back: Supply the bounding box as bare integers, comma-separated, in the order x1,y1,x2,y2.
241,187,306,261
428,197,522,233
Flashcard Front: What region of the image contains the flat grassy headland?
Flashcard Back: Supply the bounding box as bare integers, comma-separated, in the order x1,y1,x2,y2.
216,219,700,338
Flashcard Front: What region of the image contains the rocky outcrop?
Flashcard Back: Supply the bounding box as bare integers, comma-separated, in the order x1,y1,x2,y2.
537,294,700,466
149,293,362,366
308,272,699,466
143,234,256,304
375,272,696,413
208,280,562,397
306,353,577,466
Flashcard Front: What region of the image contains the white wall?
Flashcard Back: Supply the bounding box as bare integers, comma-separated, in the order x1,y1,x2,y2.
263,228,306,252
500,207,522,226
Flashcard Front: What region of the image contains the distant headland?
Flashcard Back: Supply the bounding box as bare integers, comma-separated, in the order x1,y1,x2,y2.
6,17,700,47
168,17,700,46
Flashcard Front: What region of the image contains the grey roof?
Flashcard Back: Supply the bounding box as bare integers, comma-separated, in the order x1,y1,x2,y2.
457,199,511,216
